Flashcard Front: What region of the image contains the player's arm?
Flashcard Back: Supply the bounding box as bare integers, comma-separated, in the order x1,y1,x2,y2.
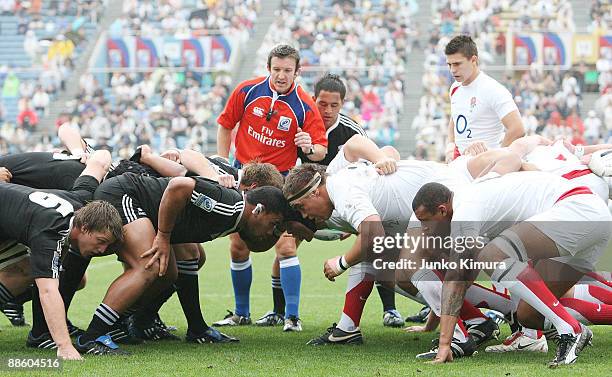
582,143,612,155
216,85,246,159
79,150,112,183
308,144,327,162
342,135,398,174
139,145,187,177
178,149,222,179
323,214,385,281
297,104,329,161
433,243,480,364
58,123,89,161
507,135,552,158
500,110,526,147
142,177,195,276
35,278,82,360
177,150,236,188
216,126,233,159
466,149,523,179
445,118,456,163
295,126,327,162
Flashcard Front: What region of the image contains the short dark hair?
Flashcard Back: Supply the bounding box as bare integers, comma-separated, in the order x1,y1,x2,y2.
445,35,478,58
246,186,289,218
314,73,346,100
267,44,300,70
74,200,124,244
412,182,452,214
283,163,328,200
241,162,284,189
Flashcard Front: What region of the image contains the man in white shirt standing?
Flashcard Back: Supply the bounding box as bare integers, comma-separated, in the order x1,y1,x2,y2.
445,35,525,162
584,110,602,146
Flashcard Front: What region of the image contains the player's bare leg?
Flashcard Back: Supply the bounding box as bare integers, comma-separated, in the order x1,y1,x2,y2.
76,218,175,354
477,222,599,366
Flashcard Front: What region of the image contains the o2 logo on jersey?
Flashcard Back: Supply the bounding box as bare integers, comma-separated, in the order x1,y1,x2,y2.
455,115,472,138
192,193,215,212
277,116,292,132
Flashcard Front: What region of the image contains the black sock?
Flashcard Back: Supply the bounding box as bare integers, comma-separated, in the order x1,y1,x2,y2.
176,259,208,333
271,276,284,316
133,286,175,328
81,303,120,343
12,286,32,305
376,282,396,312
30,286,48,337
0,281,15,305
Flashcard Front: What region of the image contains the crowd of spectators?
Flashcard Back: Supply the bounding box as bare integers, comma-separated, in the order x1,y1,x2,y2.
40,0,261,159
426,0,576,70
254,0,419,147
1,1,609,159
60,0,261,158
111,0,259,44
588,0,611,33
412,0,611,161
0,0,104,154
60,69,232,158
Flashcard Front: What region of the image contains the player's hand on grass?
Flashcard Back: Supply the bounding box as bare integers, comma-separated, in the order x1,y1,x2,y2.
374,157,397,175
0,167,12,182
142,232,171,276
57,345,83,361
464,141,488,156
426,345,453,364
403,325,428,333
217,174,236,188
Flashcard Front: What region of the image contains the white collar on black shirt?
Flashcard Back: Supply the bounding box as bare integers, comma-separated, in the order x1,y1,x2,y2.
325,115,341,137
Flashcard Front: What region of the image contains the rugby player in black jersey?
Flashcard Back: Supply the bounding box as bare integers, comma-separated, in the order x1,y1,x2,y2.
0,150,123,360
74,169,291,355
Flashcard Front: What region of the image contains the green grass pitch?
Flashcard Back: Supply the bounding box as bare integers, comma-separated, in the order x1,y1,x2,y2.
1,237,610,377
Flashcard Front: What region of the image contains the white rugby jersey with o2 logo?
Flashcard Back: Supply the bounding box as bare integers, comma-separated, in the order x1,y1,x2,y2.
450,72,518,154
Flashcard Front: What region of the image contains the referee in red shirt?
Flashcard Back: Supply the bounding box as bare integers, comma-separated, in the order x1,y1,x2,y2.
214,45,327,332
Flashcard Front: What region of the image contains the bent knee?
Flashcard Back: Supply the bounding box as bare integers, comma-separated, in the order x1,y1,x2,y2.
275,237,297,258
516,301,544,329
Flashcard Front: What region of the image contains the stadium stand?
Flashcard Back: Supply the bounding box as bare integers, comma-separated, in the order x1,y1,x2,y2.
0,0,102,153
61,0,260,157
252,0,418,147
588,0,611,33
410,0,608,161
115,0,259,43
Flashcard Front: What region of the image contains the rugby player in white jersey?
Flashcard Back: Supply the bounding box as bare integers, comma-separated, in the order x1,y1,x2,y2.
449,135,612,202
425,135,612,354
285,134,523,348
284,144,499,347
445,35,524,162
411,172,611,367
